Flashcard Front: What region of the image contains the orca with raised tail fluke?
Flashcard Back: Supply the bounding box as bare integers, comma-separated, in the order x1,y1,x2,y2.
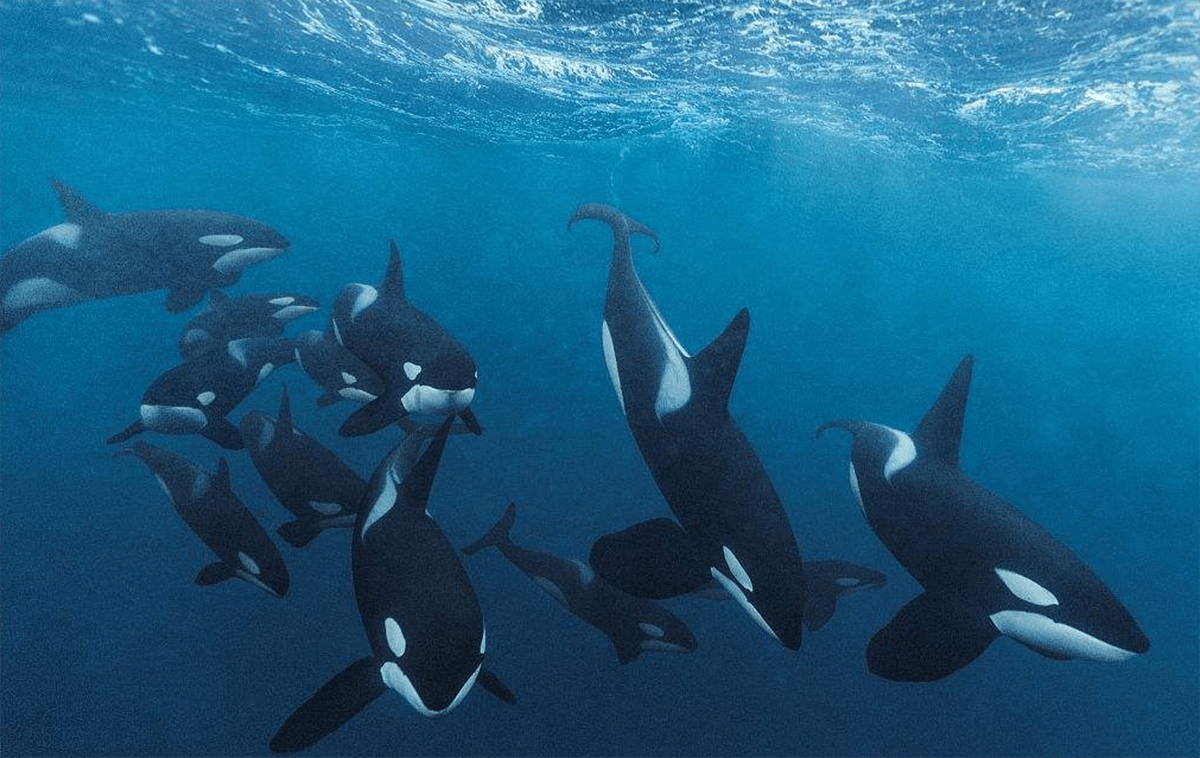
1,178,289,333
569,203,806,650
817,354,1150,681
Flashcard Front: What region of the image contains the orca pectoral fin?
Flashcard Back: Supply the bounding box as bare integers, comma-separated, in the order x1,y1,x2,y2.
588,518,709,600
316,391,340,407
339,394,405,437
199,417,244,450
269,656,384,754
195,562,236,586
803,595,837,632
867,592,998,682
459,406,483,435
106,420,146,445
477,668,517,705
277,520,322,549
165,285,207,314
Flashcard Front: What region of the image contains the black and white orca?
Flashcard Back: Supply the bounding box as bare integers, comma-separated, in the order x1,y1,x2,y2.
817,354,1150,681
117,440,289,598
464,503,698,664
328,241,481,437
179,291,318,360
293,329,387,408
107,336,294,450
1,178,289,333
239,385,366,548
569,203,806,650
269,416,513,755
589,517,884,632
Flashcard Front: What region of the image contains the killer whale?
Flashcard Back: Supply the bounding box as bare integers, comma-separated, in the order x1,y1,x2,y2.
817,354,1150,680
589,517,884,631
269,416,512,754
569,203,805,649
328,240,481,437
1,178,289,333
464,503,698,664
117,440,289,598
240,385,367,548
293,329,387,408
107,336,294,450
180,291,318,360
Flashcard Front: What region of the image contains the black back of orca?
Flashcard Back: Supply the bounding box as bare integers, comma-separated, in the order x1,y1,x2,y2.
118,440,288,598
818,354,1149,680
569,203,805,650
465,503,698,664
1,178,290,331
108,336,294,450
179,291,317,360
329,241,480,437
240,386,366,548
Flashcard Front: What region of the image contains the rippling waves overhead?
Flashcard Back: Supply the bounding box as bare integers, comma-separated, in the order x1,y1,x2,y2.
3,0,1197,172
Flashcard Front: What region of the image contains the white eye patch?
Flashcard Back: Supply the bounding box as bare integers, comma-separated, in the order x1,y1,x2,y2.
199,234,244,247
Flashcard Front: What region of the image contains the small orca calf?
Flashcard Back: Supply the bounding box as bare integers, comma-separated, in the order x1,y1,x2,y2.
817,354,1150,681
328,240,481,437
293,329,387,408
569,203,805,650
589,517,885,631
179,291,318,360
108,336,294,450
465,503,698,664
1,178,289,333
269,417,513,755
240,385,366,548
117,440,289,598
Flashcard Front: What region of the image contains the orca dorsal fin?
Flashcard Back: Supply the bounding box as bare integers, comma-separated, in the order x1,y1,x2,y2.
913,354,974,467
692,308,750,411
398,415,454,511
382,240,406,301
277,383,294,432
49,177,104,223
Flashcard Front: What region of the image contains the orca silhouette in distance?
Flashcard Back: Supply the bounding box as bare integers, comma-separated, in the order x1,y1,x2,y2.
328,241,481,437
117,440,289,598
569,203,806,650
817,354,1150,681
269,417,513,754
179,291,318,360
1,178,289,333
240,385,367,548
293,329,387,408
464,503,698,664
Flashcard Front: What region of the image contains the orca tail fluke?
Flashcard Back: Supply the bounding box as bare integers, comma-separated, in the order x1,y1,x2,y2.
568,203,661,254
463,502,517,556
277,520,322,549
269,656,385,754
107,420,146,445
814,420,869,439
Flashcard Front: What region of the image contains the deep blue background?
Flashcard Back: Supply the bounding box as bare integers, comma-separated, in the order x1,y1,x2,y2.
2,4,1198,757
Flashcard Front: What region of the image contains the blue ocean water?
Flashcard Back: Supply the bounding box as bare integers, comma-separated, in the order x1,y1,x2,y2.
1,2,1197,756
